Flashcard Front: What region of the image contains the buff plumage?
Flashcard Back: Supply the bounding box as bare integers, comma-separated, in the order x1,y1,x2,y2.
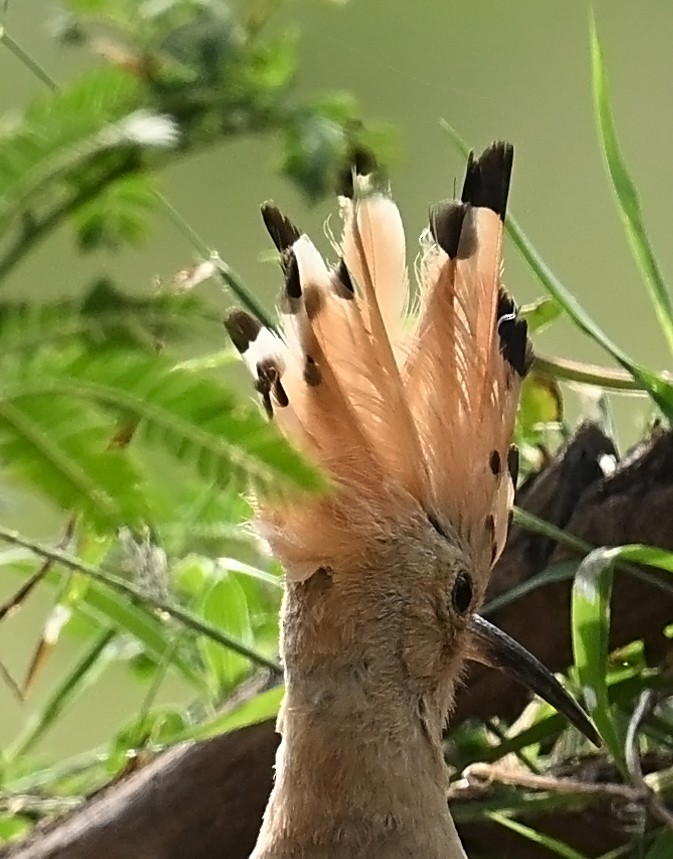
226,142,532,582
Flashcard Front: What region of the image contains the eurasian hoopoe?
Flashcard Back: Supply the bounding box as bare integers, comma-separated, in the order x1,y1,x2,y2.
226,142,597,859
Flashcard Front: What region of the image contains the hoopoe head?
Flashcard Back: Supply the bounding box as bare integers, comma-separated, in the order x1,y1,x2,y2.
227,143,597,743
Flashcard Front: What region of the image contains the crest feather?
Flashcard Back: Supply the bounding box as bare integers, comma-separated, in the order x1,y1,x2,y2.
226,142,531,579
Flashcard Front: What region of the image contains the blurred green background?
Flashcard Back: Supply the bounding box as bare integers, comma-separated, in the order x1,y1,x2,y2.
0,0,671,757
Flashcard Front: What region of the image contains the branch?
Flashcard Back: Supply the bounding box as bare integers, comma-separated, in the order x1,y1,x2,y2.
6,423,673,859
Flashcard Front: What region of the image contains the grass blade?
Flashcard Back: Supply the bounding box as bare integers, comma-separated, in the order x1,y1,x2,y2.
0,525,282,675
185,686,285,740
8,629,116,760
646,831,673,858
199,575,255,696
488,813,592,859
440,120,673,418
571,547,626,769
590,16,673,356
5,557,205,691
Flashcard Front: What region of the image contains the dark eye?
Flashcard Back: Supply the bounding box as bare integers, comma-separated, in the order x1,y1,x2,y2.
451,572,473,614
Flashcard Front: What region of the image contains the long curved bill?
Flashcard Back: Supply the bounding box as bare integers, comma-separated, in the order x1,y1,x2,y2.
467,615,600,747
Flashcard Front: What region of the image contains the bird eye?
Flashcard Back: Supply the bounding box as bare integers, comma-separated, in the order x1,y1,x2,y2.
451,571,473,614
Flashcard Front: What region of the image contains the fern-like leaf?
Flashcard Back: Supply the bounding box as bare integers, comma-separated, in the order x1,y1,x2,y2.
60,349,325,495
0,280,216,355
0,393,147,528
0,68,147,234
1,347,322,518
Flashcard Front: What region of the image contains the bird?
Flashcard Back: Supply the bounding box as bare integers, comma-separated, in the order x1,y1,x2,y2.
225,141,598,859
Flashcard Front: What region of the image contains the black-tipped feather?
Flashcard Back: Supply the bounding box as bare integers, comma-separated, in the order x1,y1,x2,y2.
430,201,468,260
261,202,302,252
284,250,302,300
224,309,261,353
334,258,355,297
461,141,514,220
337,145,379,198
499,315,532,376
507,445,519,486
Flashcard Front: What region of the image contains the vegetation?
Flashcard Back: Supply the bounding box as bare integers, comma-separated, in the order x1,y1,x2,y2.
0,2,672,856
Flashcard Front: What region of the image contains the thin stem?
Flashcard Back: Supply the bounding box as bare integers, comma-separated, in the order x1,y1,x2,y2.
534,354,660,394
460,761,642,802
0,516,76,621
0,157,140,282
9,629,117,760
0,524,282,675
487,812,591,859
0,28,58,91
483,717,541,775
625,689,673,832
155,192,274,329
513,508,673,597
0,658,22,701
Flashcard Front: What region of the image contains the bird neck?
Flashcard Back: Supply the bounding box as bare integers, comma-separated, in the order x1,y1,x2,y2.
251,583,467,859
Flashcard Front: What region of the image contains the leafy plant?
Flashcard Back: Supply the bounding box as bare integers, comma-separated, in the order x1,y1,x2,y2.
0,3,673,857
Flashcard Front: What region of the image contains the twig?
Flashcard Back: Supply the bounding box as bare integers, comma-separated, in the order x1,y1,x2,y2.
483,718,541,775
155,193,275,330
0,524,282,675
0,659,22,701
0,518,76,622
0,27,58,91
625,689,673,831
457,761,642,803
0,793,82,816
534,354,654,393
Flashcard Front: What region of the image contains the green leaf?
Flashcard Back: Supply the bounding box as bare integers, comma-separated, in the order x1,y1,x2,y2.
158,480,254,558
73,172,159,251
520,296,562,333
0,815,31,842
488,813,592,859
22,347,325,497
217,557,283,590
8,629,117,761
282,111,347,202
517,372,563,443
571,547,625,768
199,574,254,695
590,17,673,357
187,685,285,740
246,31,298,95
647,831,673,859
0,393,148,529
604,544,673,575
0,67,143,236
108,706,188,774
0,279,215,355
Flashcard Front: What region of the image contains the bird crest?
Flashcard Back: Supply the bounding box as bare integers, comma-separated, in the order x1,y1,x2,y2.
226,142,532,582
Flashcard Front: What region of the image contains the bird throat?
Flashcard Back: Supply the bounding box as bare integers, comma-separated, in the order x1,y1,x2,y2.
250,585,468,859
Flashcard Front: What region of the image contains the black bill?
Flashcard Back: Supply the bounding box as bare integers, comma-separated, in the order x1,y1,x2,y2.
467,614,600,747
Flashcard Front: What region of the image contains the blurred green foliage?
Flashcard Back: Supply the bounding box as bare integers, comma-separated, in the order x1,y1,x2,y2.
0,2,672,856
